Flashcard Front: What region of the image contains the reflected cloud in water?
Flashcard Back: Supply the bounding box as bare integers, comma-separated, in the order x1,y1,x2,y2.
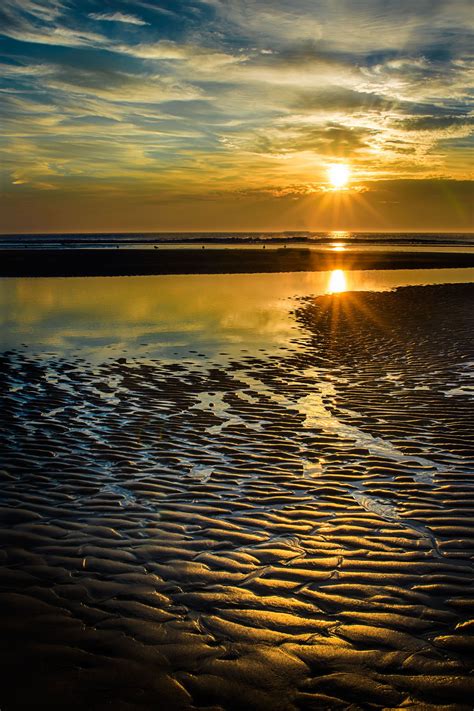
0,268,473,361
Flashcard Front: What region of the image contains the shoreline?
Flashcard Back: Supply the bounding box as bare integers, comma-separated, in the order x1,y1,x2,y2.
2,247,474,277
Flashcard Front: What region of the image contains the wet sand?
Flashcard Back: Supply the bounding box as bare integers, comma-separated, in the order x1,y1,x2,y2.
0,282,474,709
2,246,474,277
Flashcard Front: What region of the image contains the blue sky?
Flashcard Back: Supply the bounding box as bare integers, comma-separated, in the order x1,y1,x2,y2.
0,1,473,231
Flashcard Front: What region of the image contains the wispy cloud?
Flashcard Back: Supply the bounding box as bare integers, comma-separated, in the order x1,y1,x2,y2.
0,0,107,47
88,11,149,26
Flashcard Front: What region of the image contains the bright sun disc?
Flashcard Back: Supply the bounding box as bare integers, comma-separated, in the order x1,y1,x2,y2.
328,164,350,189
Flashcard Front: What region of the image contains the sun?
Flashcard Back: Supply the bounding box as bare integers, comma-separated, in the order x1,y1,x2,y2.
328,164,350,189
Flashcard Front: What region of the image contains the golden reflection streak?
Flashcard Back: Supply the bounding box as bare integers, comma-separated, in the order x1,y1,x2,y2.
327,269,347,294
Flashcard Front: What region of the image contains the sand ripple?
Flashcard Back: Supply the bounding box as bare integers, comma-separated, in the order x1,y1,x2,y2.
0,283,473,709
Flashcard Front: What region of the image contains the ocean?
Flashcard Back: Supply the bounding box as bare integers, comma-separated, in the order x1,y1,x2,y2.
0,230,473,249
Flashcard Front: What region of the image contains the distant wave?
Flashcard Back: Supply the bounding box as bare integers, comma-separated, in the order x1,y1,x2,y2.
0,231,473,247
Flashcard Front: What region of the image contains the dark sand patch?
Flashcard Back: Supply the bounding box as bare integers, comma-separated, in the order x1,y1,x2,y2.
0,283,473,709
1,247,474,277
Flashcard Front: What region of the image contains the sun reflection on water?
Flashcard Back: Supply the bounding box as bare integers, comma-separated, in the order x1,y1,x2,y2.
2,268,473,361
327,269,347,294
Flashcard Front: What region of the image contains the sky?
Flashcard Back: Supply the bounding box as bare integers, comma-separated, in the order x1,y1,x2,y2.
0,0,473,232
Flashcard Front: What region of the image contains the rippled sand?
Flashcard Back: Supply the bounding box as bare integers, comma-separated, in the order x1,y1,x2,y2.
0,283,473,710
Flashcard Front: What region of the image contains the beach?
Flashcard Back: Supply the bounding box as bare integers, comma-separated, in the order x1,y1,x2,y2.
2,0,473,704
0,254,473,709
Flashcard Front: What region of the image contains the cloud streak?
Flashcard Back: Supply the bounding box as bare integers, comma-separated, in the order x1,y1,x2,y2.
88,12,149,26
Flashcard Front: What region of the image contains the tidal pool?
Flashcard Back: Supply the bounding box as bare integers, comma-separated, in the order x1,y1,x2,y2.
1,267,473,361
